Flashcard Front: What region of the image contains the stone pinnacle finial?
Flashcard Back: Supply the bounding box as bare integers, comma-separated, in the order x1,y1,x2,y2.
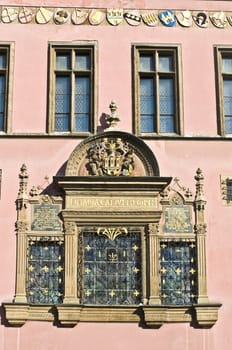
105,100,120,130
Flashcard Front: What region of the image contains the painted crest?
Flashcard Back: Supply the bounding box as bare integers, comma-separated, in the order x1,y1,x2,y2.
193,12,208,28
141,11,158,26
107,9,123,26
54,8,70,25
71,9,89,25
89,9,105,25
36,7,53,24
124,10,141,26
86,137,135,176
1,7,18,23
18,7,34,24
210,12,227,29
176,10,193,27
159,10,176,27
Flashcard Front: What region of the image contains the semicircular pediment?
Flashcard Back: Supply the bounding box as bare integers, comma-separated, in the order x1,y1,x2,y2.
65,131,160,177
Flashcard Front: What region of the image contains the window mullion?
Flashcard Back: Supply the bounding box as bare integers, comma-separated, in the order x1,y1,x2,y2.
70,50,75,132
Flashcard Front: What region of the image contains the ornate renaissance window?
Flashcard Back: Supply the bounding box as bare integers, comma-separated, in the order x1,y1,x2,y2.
48,42,97,134
0,44,14,133
133,45,182,136
215,47,232,135
220,175,232,204
3,132,221,328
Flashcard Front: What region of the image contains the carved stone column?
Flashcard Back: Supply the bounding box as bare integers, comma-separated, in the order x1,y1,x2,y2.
148,223,161,305
14,164,29,303
63,221,79,303
194,168,209,303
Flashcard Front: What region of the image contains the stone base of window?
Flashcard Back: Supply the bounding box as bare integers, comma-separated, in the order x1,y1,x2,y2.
2,303,221,328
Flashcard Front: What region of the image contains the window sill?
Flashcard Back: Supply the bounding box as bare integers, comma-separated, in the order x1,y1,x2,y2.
2,303,221,328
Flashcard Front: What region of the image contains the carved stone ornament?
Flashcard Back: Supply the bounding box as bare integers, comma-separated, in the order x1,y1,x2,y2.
64,221,76,235
15,221,29,232
86,137,135,176
97,227,128,241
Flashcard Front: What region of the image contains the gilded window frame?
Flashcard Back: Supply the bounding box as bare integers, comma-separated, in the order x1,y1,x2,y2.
47,41,98,135
132,44,183,137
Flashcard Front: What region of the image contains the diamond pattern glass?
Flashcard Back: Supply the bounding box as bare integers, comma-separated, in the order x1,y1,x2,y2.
55,76,70,131
80,231,142,305
160,241,197,305
74,76,90,131
222,57,232,74
56,53,71,70
139,54,154,72
27,240,64,304
0,53,6,69
76,53,90,71
140,77,155,132
159,55,173,72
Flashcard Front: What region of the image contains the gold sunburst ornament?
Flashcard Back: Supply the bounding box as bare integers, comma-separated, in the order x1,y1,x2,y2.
97,227,128,241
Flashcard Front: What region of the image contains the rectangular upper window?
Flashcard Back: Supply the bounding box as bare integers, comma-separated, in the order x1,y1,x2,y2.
0,44,13,133
48,43,97,134
215,47,232,136
133,45,182,136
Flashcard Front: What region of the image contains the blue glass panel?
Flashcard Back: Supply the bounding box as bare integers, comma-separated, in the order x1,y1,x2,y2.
225,117,232,134
159,55,173,72
160,116,174,133
223,80,232,117
139,54,154,71
76,53,90,70
0,114,4,131
80,231,142,305
222,57,232,74
140,78,155,132
0,53,6,69
160,241,197,305
0,75,5,93
55,76,70,131
74,77,90,132
27,240,64,304
159,78,174,114
56,53,70,70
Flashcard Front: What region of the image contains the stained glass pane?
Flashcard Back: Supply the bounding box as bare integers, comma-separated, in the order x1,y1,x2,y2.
222,57,232,73
55,76,70,131
74,76,90,131
140,77,155,132
160,241,197,305
159,55,173,72
80,230,142,305
139,54,154,72
0,114,4,131
27,240,64,304
76,53,90,70
56,53,71,70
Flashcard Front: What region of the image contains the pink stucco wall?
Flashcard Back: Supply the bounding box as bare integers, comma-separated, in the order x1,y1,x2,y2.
0,1,232,349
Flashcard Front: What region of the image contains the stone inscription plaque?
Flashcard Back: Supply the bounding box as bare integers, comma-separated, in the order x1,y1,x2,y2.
66,196,158,211
164,205,192,233
31,203,61,231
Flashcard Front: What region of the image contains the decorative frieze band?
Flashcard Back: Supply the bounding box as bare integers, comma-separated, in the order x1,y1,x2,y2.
0,7,232,29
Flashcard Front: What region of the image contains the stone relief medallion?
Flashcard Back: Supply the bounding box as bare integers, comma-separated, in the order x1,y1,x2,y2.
210,12,228,29
18,7,34,24
176,10,193,27
36,7,53,24
89,9,105,25
54,8,70,24
71,9,89,25
141,11,158,26
193,12,208,28
107,8,123,26
158,10,176,27
1,7,18,23
86,137,135,176
124,10,141,26
164,205,192,233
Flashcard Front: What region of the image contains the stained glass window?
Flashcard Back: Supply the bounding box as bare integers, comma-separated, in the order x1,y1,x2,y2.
136,47,180,135
160,240,197,305
27,239,64,304
79,230,142,305
51,45,94,133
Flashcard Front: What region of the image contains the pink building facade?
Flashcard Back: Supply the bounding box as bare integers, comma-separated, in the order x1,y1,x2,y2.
0,1,231,349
